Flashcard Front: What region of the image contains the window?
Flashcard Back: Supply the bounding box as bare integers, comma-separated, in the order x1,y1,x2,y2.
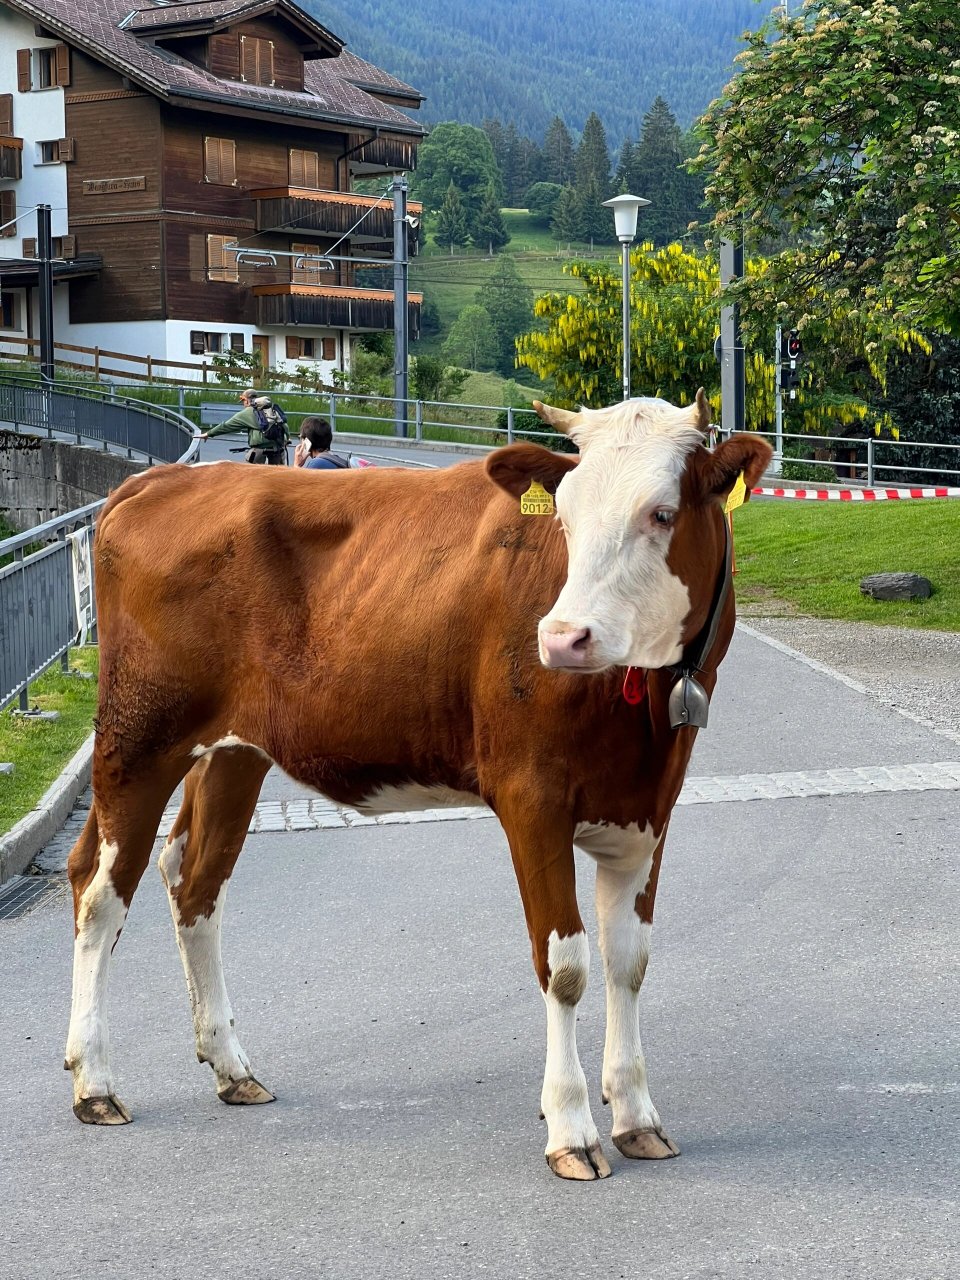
190,330,227,354
19,45,70,92
36,140,59,164
240,35,274,86
0,189,15,237
285,336,315,360
20,234,75,259
0,145,21,181
0,94,13,134
206,234,239,283
288,148,319,189
204,136,236,185
230,333,245,352
1,292,20,329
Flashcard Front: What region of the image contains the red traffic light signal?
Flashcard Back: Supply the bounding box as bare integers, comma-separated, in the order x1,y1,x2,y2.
783,330,803,362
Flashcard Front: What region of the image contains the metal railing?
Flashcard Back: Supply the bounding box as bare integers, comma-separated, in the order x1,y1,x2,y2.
0,375,198,714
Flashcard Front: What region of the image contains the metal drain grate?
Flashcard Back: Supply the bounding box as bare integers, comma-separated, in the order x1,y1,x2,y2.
0,875,67,920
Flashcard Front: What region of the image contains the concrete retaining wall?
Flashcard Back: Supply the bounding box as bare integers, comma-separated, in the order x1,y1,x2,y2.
0,431,145,530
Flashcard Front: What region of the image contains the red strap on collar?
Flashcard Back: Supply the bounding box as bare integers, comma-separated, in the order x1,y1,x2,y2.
622,666,648,705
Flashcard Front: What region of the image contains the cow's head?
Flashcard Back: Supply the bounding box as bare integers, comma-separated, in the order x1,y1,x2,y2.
486,390,771,673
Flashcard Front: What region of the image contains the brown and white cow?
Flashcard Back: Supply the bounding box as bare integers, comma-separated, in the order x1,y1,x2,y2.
64,389,770,1180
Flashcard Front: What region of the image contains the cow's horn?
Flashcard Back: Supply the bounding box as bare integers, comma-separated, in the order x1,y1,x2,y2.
693,387,711,430
532,401,579,434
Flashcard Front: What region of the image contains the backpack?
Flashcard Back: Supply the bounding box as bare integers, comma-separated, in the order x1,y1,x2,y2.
254,402,289,447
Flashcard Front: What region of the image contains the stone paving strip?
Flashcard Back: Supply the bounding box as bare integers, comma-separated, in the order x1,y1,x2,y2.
32,761,960,873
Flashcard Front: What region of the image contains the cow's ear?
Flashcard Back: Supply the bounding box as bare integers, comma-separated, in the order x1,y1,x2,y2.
698,433,772,503
485,443,578,500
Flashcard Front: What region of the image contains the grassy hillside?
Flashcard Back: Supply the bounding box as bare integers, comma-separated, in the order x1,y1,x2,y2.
412,209,615,361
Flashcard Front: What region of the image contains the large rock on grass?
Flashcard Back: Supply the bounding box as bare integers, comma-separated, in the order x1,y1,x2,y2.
860,572,932,601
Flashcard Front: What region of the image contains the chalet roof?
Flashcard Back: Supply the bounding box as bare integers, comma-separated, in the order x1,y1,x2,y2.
8,0,425,135
333,49,421,106
122,0,342,57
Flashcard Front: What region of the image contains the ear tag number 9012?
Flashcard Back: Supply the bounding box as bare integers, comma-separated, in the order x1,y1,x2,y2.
520,479,555,516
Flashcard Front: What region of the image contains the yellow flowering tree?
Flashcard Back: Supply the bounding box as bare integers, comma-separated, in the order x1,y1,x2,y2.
515,242,927,438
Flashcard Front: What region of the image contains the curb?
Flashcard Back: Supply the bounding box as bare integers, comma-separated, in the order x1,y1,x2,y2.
0,732,94,885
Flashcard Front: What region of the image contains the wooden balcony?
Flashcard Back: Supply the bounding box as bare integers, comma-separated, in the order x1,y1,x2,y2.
253,283,422,336
250,188,423,244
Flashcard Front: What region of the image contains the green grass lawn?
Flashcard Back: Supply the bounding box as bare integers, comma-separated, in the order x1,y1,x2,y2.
732,498,960,630
1,647,100,836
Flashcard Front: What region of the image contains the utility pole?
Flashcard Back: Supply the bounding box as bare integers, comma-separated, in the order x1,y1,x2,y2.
392,176,410,437
37,204,55,383
719,237,745,437
774,323,783,472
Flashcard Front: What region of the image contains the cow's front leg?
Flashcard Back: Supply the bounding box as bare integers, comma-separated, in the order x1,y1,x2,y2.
498,797,610,1181
595,855,679,1160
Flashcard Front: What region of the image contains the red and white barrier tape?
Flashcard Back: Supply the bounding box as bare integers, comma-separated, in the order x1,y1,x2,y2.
752,485,960,501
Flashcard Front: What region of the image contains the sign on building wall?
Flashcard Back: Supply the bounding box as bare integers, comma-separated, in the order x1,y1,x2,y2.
82,176,146,194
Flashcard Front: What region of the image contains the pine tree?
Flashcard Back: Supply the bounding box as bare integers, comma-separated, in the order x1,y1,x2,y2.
470,188,510,254
500,123,522,206
574,112,611,201
434,183,471,254
614,138,637,194
550,185,582,246
543,116,575,187
475,256,533,375
632,97,698,245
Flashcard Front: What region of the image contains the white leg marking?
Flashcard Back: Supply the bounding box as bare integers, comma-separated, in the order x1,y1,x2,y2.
541,930,599,1156
595,858,662,1137
159,830,251,1090
190,734,272,762
65,839,128,1103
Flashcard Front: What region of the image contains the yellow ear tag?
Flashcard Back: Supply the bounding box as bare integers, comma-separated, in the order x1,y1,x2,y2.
724,471,747,515
520,479,555,516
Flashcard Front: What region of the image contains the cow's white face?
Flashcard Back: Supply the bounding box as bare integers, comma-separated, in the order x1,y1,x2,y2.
538,398,704,672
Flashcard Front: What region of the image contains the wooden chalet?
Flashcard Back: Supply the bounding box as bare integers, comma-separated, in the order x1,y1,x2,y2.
0,0,425,377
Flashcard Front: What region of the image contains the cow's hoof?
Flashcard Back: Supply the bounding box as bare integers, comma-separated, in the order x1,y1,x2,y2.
613,1127,680,1159
218,1076,276,1106
546,1143,612,1181
73,1094,132,1125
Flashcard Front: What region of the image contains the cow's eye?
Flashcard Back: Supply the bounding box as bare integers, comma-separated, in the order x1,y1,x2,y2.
652,508,676,528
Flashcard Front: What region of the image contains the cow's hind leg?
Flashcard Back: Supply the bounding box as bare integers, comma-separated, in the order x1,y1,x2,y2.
497,792,610,1181
66,761,183,1124
594,842,679,1161
158,745,273,1105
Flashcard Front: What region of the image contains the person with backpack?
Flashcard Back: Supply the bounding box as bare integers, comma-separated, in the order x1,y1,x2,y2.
199,388,289,464
293,417,351,470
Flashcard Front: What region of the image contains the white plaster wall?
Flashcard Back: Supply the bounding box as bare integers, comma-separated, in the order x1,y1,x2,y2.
0,5,68,250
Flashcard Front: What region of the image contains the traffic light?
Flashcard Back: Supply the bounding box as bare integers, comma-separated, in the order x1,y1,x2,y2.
780,329,803,398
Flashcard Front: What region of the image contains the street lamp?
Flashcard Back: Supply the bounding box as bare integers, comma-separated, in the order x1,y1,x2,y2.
602,193,650,401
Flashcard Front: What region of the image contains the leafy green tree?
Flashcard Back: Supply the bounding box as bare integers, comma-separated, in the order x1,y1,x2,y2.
411,122,503,218
475,256,534,375
470,189,511,254
574,112,612,200
692,0,960,333
434,183,470,254
543,116,575,187
410,354,470,403
526,182,563,226
442,304,500,370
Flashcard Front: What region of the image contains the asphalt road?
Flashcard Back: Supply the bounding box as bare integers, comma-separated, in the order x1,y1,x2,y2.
1,626,958,1280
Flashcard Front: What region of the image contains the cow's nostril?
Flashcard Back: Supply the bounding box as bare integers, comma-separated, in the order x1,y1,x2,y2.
570,628,591,652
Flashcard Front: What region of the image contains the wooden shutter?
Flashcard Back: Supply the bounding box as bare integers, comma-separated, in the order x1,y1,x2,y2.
240,35,256,82
303,151,318,188
291,241,316,285
321,336,335,361
22,237,37,257
285,336,300,360
57,137,75,161
190,331,206,355
0,95,13,135
60,234,76,258
289,148,304,187
17,50,32,93
54,44,70,86
0,189,15,236
204,137,235,184
207,233,237,282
